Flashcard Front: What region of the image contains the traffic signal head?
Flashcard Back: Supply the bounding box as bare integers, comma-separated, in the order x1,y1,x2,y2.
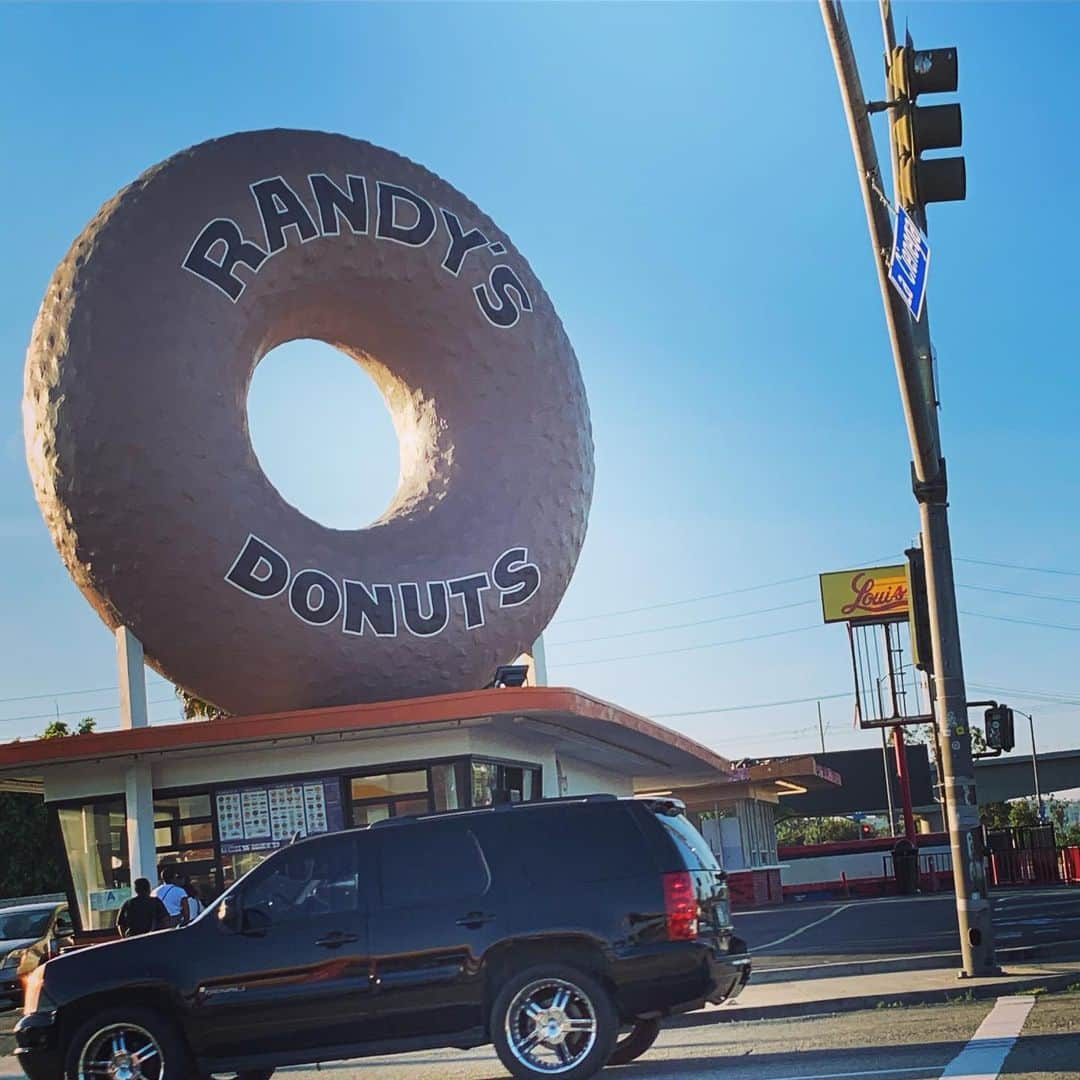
890,44,966,208
985,705,1015,752
860,822,874,839
893,47,959,99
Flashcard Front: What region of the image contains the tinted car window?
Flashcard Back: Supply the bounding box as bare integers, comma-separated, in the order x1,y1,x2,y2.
487,804,648,886
379,823,489,907
657,812,720,870
243,834,360,923
0,910,52,940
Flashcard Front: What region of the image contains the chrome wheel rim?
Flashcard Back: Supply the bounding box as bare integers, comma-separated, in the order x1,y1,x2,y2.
505,977,598,1073
78,1022,163,1080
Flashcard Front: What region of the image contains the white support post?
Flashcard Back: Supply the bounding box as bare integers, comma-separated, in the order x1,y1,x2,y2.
116,626,148,729
116,627,154,883
531,635,549,687
125,763,156,884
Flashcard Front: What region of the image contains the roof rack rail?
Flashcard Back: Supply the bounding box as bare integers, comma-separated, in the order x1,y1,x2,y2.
368,793,620,829
635,795,687,816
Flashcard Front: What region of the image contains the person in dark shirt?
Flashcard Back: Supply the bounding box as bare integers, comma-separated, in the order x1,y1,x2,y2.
116,877,169,937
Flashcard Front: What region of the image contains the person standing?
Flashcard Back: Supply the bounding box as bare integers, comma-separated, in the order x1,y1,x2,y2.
180,877,205,925
152,864,186,928
116,878,169,937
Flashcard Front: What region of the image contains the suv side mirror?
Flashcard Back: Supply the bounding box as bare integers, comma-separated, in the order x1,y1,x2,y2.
218,896,242,933
218,895,271,936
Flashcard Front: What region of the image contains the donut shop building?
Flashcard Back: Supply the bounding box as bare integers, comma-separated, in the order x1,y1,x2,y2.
0,687,836,932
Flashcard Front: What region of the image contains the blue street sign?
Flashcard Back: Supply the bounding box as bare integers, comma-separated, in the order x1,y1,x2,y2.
888,207,931,321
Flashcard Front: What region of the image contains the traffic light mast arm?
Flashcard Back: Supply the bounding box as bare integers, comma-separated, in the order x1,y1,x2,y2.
880,0,942,444
818,0,941,480
965,700,1004,759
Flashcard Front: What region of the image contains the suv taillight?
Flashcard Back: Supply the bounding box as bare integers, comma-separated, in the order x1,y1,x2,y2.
663,871,699,941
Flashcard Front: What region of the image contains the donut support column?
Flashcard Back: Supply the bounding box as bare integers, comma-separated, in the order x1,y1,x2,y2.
24,129,593,715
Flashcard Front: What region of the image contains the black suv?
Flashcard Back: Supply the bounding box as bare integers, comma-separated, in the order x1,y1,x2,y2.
16,795,749,1080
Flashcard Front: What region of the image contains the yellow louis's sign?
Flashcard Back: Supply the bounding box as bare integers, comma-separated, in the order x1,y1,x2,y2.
819,565,910,624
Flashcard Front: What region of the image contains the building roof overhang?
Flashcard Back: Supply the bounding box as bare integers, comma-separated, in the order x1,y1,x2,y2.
666,754,843,809
0,686,735,797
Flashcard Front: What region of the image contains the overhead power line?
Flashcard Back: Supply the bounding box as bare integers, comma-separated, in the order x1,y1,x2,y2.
549,623,822,669
967,681,1080,707
548,599,817,647
0,676,173,707
956,556,1080,578
960,610,1080,633
653,690,852,719
0,695,180,726
552,553,901,626
958,582,1080,605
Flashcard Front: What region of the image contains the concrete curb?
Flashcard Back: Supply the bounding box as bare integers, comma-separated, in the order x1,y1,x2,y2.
671,969,1080,1026
751,938,1080,984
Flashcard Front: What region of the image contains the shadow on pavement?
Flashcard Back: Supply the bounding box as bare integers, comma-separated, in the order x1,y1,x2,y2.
1001,1032,1080,1074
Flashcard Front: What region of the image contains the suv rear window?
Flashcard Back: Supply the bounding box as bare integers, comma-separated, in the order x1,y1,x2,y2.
656,811,720,871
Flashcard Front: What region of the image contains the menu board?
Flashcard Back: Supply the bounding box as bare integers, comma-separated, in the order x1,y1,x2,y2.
215,792,244,841
217,777,344,854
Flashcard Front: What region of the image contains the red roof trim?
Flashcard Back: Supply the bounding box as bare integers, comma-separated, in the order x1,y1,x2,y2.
0,686,732,775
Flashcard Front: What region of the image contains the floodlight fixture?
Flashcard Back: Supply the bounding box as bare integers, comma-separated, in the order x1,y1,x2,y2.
488,664,529,688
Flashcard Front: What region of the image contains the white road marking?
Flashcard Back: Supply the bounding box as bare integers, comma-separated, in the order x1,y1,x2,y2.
939,995,1035,1079
752,903,853,952
752,1068,935,1080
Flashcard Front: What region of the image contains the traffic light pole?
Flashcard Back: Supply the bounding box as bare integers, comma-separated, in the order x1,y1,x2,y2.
819,0,998,977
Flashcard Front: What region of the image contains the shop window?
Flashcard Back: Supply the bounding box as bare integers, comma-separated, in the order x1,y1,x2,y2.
154,793,213,852
431,761,469,812
58,799,130,932
350,771,428,801
156,794,211,820
379,824,489,908
471,761,541,807
221,850,268,889
349,769,431,826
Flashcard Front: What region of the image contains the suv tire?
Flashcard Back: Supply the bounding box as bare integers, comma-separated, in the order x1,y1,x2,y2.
491,962,618,1080
608,1018,661,1065
64,1005,188,1080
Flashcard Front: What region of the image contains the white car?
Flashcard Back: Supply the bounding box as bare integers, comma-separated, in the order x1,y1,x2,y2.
0,903,73,1009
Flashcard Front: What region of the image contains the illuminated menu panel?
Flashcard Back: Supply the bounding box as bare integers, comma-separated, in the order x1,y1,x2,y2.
216,777,344,854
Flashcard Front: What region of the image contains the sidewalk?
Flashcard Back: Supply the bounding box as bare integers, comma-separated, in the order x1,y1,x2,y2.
2,961,1078,1079
676,958,1080,1025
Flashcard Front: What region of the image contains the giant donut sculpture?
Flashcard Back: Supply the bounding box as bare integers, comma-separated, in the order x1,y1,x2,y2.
23,129,593,715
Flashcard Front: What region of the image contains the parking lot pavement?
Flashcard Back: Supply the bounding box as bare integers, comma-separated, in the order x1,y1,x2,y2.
249,990,1080,1080
1,990,1077,1079
737,887,1080,971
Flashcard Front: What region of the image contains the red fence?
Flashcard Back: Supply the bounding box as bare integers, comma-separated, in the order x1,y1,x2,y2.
1062,846,1080,884
778,826,1075,902
985,825,1060,887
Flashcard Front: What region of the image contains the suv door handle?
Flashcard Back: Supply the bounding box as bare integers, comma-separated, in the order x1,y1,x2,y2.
315,931,359,948
456,912,496,929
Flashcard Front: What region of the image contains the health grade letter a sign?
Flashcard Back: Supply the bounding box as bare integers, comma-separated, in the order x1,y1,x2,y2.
819,565,910,624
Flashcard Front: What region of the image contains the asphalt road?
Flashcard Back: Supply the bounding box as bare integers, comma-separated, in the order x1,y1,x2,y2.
3,990,1078,1078
268,994,1080,1079
737,886,1080,969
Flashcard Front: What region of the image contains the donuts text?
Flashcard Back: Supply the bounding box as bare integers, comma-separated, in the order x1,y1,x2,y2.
225,534,542,638
182,174,533,328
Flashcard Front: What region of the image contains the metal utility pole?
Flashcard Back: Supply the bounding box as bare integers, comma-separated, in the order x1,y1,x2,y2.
881,727,898,836
817,701,826,753
1014,709,1044,821
820,0,997,975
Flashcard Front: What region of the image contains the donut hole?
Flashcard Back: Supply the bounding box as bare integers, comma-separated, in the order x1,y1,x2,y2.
247,339,403,530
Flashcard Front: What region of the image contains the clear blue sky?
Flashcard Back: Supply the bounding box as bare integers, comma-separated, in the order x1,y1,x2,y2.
2,2,1080,772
